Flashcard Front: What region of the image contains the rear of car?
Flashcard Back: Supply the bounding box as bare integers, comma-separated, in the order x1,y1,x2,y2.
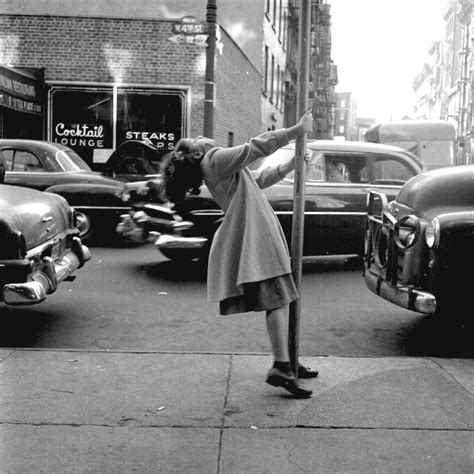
0,183,90,305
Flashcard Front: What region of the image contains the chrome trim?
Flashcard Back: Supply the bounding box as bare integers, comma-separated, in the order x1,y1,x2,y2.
154,234,208,250
3,237,90,305
275,211,366,216
73,206,131,211
365,270,436,314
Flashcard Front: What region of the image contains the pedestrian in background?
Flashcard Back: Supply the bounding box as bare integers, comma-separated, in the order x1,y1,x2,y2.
160,111,317,398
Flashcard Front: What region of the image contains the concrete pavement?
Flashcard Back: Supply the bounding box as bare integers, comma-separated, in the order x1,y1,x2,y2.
1,348,473,473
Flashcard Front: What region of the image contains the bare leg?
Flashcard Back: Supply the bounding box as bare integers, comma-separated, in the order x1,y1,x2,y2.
265,305,290,362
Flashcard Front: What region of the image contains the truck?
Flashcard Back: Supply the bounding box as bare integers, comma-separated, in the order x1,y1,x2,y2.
364,120,457,170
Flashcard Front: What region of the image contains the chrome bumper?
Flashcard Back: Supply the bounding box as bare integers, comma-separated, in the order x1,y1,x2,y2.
154,234,208,250
365,269,436,314
3,237,91,306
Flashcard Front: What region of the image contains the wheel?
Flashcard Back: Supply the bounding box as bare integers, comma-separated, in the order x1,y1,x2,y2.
75,211,93,242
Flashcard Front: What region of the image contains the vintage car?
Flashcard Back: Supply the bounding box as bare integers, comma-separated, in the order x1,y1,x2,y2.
0,139,157,242
364,164,474,316
0,157,90,305
117,140,424,262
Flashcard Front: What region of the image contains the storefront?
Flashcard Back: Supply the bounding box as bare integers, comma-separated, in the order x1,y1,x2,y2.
0,66,44,139
48,83,190,169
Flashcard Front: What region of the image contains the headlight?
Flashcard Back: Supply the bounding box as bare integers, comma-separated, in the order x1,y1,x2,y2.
425,218,440,249
394,215,420,249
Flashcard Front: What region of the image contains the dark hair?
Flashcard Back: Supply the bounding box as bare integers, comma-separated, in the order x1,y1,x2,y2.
160,140,204,203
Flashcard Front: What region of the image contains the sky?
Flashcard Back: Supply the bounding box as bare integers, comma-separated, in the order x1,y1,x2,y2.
329,0,449,121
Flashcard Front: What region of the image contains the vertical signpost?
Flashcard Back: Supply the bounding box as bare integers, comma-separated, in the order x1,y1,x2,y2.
289,0,311,376
204,0,217,138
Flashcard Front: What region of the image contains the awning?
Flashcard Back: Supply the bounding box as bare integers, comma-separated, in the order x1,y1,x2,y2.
0,66,43,115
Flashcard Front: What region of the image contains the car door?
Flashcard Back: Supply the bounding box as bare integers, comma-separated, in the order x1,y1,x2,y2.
268,148,419,258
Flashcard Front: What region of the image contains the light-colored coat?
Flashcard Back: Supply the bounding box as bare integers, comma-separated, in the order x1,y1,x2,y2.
201,129,292,303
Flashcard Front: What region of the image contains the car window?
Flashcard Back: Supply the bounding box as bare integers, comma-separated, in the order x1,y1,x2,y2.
372,154,414,184
55,149,92,172
11,150,45,172
306,153,325,181
317,153,368,184
1,149,13,170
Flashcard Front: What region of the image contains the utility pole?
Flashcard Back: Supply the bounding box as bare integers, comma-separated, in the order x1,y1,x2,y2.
289,0,311,376
204,0,217,138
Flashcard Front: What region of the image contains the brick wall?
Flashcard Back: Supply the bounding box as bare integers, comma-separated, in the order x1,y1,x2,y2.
0,14,261,143
214,29,261,145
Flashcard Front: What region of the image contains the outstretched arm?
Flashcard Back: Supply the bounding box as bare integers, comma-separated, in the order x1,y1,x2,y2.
203,111,313,179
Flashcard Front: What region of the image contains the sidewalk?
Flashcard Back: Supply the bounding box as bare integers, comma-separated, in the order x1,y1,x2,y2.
1,348,473,473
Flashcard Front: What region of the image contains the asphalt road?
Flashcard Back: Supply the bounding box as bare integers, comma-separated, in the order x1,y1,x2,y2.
1,244,472,358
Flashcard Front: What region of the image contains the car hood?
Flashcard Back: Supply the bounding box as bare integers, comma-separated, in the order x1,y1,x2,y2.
0,185,70,249
396,165,474,213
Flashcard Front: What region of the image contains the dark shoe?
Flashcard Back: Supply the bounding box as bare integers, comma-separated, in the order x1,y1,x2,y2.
297,363,319,379
266,368,313,399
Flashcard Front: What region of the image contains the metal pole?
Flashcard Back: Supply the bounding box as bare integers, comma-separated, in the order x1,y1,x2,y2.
204,0,217,138
289,0,311,376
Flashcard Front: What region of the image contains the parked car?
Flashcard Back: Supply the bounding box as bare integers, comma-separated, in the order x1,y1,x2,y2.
117,140,424,262
364,164,474,317
0,139,152,242
0,156,90,305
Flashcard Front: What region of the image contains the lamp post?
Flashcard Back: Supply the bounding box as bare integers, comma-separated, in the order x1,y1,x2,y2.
204,0,217,138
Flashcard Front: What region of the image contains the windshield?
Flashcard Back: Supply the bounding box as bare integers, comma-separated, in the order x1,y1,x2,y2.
55,149,92,172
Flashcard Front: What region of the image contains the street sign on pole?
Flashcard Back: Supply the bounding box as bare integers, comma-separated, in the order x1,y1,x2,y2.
289,0,311,376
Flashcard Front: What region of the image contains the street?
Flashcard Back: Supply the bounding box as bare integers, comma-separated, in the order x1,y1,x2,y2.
1,244,472,358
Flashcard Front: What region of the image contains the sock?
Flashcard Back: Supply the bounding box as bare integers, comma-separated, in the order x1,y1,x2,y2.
273,361,292,374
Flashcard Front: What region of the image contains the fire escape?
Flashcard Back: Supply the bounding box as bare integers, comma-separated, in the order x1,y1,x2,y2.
284,0,337,137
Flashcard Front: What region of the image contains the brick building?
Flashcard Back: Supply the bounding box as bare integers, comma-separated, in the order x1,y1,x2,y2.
0,5,262,168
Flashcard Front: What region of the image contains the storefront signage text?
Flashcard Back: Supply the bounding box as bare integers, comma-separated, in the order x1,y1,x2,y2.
125,131,175,150
54,123,105,148
0,66,42,115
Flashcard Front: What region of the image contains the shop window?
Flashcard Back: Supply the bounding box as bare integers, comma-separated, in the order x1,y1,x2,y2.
49,86,186,170
50,88,114,165
116,89,183,158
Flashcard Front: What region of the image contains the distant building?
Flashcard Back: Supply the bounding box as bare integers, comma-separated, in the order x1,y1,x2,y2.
412,0,473,163
334,92,358,140
356,116,377,141
283,0,337,138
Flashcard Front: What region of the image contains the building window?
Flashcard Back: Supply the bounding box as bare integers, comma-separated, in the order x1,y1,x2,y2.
49,85,186,168
338,125,345,135
276,64,281,107
264,46,269,94
270,55,275,103
228,132,234,147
